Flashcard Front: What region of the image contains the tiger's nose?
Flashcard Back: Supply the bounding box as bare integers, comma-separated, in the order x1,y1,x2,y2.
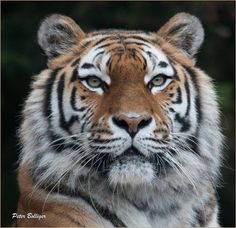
112,114,152,137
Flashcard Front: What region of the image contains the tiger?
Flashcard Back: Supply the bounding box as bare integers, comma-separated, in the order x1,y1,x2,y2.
16,12,223,227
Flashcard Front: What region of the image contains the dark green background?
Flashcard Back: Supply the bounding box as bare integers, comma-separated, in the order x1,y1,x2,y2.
2,1,235,227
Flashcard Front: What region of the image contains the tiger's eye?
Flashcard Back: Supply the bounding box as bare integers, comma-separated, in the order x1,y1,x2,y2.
151,76,165,86
86,76,102,88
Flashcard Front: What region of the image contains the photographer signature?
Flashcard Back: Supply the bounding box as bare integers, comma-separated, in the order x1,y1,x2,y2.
12,213,46,220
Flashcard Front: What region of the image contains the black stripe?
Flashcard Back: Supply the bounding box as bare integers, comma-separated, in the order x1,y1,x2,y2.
92,51,104,62
84,111,94,124
106,47,124,53
143,137,169,144
90,145,113,150
79,112,94,134
96,62,101,71
193,208,205,226
57,74,79,134
93,36,117,47
184,67,202,123
109,53,122,65
81,63,95,69
186,135,199,155
168,61,180,81
49,50,61,58
91,138,121,144
106,57,112,71
147,51,158,60
147,145,170,150
44,68,61,119
184,75,191,117
95,42,118,50
126,35,151,43
70,68,78,83
184,67,202,156
124,41,150,47
71,58,80,67
46,184,126,227
70,87,87,112
75,194,126,227
92,129,113,135
127,49,145,66
50,132,80,153
174,113,191,132
140,54,147,70
158,61,168,68
80,107,93,133
172,87,182,104
80,106,92,121
152,152,173,175
126,48,137,59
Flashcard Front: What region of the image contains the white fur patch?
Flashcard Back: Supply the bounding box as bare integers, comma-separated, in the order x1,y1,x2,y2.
108,158,155,186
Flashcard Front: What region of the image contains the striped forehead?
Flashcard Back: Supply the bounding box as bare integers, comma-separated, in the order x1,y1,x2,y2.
78,44,111,84
78,34,174,83
141,44,175,83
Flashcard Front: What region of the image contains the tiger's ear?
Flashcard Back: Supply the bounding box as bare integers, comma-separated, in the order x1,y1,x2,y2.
157,13,204,58
38,14,85,59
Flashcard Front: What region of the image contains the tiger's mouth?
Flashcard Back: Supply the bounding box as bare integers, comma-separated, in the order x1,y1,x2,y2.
86,142,173,186
95,146,148,171
107,146,155,186
117,146,146,161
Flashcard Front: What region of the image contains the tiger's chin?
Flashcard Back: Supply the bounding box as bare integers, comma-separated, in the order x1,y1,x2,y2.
107,155,155,187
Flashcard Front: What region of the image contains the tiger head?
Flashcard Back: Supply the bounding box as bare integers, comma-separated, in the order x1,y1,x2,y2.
20,13,221,191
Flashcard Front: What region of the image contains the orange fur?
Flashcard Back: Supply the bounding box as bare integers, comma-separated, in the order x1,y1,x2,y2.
16,166,103,227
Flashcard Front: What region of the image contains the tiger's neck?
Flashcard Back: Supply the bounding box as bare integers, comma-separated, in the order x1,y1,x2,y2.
18,164,217,227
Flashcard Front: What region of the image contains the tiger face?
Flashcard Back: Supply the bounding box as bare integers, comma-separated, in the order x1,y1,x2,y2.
22,13,221,192
67,38,177,186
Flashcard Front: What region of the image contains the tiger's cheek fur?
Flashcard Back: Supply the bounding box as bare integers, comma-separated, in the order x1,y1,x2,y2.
58,70,103,136
158,66,198,135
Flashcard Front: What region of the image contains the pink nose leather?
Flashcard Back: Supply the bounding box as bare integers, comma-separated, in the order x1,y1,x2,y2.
117,114,149,134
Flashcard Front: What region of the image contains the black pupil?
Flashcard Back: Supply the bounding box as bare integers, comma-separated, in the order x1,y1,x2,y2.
153,76,164,85
90,77,100,86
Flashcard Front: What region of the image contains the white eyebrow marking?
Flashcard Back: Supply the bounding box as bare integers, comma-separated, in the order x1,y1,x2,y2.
143,44,175,84
78,47,111,85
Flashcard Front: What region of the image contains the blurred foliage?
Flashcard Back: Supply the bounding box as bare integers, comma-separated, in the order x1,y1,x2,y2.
1,2,235,227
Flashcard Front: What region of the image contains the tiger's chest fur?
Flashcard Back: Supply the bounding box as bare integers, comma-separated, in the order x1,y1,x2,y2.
17,13,222,227
17,165,218,227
